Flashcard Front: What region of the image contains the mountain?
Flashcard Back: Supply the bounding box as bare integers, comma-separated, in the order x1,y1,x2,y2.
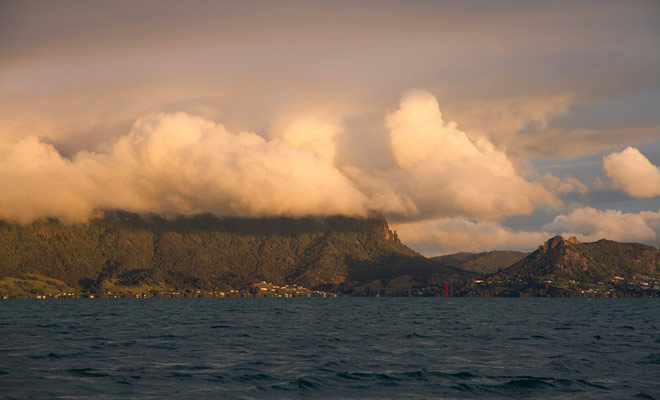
0,211,466,297
2,213,659,298
455,235,660,297
431,251,528,274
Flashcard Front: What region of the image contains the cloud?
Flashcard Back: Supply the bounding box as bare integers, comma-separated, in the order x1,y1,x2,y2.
385,90,558,220
441,94,573,159
393,207,660,256
4,1,659,162
0,113,369,221
513,126,660,159
603,146,660,198
542,173,588,196
392,218,551,255
543,207,660,243
0,91,565,224
270,116,343,164
0,137,100,222
342,166,419,217
2,100,658,258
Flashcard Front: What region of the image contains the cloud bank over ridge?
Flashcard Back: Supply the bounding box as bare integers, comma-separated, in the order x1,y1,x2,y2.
2,1,659,253
0,91,561,225
2,87,658,253
0,113,369,222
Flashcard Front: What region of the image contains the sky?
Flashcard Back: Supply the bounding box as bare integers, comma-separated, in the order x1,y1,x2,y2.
1,0,659,255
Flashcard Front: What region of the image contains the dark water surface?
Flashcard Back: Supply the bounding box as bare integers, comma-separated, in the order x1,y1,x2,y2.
1,298,659,399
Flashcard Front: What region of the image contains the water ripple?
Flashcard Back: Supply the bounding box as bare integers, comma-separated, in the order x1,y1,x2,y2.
1,298,659,398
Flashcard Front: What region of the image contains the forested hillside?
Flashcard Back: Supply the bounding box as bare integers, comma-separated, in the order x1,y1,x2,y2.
454,236,660,297
2,213,659,298
0,211,463,296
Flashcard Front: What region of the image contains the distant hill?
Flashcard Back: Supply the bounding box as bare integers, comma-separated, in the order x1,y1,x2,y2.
431,251,528,274
1,213,659,298
455,235,660,297
0,211,466,297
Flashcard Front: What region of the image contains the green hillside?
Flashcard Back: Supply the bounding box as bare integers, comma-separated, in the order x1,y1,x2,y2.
455,236,660,297
0,211,465,297
2,213,659,298
431,251,528,274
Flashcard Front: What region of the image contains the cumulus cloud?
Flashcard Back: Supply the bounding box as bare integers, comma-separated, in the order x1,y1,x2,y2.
2,106,658,256
543,207,660,243
0,137,100,222
542,173,588,196
0,113,369,221
385,90,558,220
342,166,418,217
393,207,660,256
392,218,551,255
270,116,343,164
603,146,660,198
0,90,570,224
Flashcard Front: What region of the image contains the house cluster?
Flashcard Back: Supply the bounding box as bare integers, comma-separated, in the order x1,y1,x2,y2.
251,281,337,297
609,275,660,294
612,275,660,290
33,292,80,299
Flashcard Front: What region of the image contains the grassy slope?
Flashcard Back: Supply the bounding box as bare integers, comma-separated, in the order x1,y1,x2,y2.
0,274,76,298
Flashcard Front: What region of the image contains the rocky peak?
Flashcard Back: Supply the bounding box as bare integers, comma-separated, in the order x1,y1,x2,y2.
385,229,400,243
368,212,401,243
540,235,580,252
544,235,568,250
381,222,401,243
532,235,588,273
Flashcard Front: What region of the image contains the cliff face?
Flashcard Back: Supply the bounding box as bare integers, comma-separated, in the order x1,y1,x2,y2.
0,211,418,292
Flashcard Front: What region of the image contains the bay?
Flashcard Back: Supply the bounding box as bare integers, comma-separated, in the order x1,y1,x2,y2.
1,298,659,399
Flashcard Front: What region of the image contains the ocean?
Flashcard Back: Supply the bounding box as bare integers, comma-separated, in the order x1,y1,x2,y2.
1,298,659,399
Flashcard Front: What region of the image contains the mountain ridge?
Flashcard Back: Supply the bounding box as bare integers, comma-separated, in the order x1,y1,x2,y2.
1,212,659,297
455,235,660,297
0,211,438,296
